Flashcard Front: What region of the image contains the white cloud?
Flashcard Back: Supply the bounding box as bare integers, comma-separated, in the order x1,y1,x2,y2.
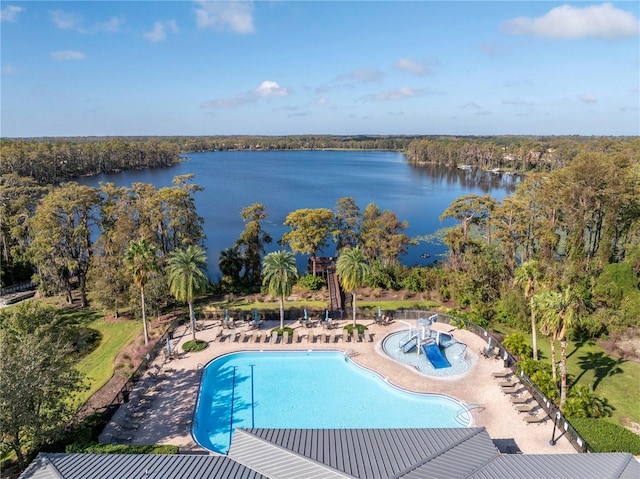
254,80,289,98
144,20,179,42
339,68,383,83
2,64,16,74
195,1,255,34
1,5,23,22
51,10,83,30
363,87,424,102
394,58,428,76
502,3,639,39
50,10,124,33
317,97,327,106
502,98,534,107
51,50,86,61
93,16,125,33
201,80,290,108
579,93,598,104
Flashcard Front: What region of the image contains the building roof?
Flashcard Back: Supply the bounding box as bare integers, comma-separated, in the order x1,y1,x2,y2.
19,428,640,479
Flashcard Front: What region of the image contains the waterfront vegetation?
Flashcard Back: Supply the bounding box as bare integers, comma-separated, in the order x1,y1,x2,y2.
1,135,639,473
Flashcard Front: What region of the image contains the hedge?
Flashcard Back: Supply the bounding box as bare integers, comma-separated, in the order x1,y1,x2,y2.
66,443,180,454
569,418,640,454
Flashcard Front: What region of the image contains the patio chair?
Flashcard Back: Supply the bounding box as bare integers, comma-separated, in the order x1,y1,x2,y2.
271,330,279,344
283,331,290,344
324,331,331,343
524,414,548,425
516,404,538,414
511,395,532,405
499,380,516,387
502,386,522,395
292,329,300,343
243,330,253,343
492,370,512,378
334,330,343,343
364,330,373,342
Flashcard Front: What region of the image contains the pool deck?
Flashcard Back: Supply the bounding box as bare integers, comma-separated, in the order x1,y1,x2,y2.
99,318,576,455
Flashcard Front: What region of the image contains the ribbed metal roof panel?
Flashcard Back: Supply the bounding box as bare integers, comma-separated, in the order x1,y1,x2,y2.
241,428,496,479
400,429,498,479
229,429,351,479
20,453,266,479
469,453,640,479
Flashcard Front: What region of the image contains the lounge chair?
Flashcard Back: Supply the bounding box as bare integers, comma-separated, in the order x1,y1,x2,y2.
283,331,289,344
243,330,253,343
502,386,521,395
516,404,537,413
364,330,373,342
524,414,547,425
511,395,532,405
324,331,331,343
271,330,279,344
292,329,300,343
334,331,343,343
499,380,516,387
492,370,512,378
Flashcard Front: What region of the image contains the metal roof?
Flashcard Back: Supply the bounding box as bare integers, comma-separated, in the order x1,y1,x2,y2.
229,429,351,479
18,429,640,479
237,428,499,479
468,453,640,479
19,453,267,479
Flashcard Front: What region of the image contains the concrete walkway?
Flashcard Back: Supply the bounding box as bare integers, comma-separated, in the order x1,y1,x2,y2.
99,317,576,455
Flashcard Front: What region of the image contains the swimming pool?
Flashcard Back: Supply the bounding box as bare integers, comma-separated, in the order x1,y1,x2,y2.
193,350,469,454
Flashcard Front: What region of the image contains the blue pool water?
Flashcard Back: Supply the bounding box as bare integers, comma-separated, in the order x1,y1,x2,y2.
383,330,471,377
193,351,468,454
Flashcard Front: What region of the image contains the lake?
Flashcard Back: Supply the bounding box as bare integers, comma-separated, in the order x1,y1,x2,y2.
78,150,517,277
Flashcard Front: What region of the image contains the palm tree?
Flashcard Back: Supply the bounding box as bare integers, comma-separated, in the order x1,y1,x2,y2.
219,246,243,284
124,239,158,345
262,250,298,330
336,246,370,326
514,259,541,360
167,245,209,341
536,286,580,408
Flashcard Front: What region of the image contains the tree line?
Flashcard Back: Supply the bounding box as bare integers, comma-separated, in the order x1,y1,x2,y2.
3,135,638,185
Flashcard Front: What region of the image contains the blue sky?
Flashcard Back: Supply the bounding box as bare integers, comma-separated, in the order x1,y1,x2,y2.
1,1,638,137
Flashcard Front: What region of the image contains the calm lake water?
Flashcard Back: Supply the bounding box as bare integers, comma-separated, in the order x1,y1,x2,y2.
78,150,517,277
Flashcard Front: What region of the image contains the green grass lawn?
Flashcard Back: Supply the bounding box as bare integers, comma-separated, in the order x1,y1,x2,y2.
494,325,640,427
72,315,141,408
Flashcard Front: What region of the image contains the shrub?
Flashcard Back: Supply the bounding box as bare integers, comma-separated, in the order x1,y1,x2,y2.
569,418,640,454
297,274,326,291
564,384,612,419
271,327,294,336
502,333,533,359
66,442,179,454
182,339,208,353
343,323,366,334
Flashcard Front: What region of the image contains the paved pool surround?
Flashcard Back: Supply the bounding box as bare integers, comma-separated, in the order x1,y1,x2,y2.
99,317,576,455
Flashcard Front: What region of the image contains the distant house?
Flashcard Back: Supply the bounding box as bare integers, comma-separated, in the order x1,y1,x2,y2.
19,427,639,479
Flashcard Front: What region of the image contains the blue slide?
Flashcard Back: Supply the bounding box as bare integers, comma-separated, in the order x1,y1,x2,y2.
422,343,451,369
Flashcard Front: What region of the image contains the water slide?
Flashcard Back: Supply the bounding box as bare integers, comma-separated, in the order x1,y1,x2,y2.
422,342,451,369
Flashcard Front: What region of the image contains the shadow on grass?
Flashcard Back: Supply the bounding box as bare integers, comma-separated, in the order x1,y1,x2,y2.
574,351,626,391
